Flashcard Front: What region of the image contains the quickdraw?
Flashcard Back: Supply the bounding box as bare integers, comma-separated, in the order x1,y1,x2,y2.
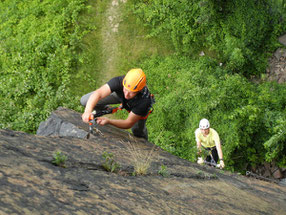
87,107,120,139
199,146,223,168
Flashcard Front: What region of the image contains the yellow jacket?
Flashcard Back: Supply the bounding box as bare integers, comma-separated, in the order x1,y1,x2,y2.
195,128,220,148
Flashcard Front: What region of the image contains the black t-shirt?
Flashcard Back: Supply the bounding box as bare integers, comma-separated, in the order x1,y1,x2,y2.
107,76,153,117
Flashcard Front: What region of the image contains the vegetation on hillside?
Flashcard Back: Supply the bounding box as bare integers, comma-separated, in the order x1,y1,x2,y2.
133,0,285,77
143,56,286,171
0,0,286,172
131,0,286,171
0,0,90,132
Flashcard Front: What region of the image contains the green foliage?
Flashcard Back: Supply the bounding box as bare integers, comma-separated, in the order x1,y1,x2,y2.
262,84,286,167
52,151,67,168
131,0,286,172
0,0,90,133
143,55,286,172
264,120,286,167
132,0,285,77
102,152,120,173
158,164,168,177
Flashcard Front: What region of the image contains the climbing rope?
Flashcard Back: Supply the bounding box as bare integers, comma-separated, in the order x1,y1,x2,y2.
246,171,279,184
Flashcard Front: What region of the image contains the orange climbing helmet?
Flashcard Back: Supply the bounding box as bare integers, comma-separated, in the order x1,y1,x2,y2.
123,68,146,92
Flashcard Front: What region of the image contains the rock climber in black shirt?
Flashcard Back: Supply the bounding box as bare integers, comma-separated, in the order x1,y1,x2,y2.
81,69,154,140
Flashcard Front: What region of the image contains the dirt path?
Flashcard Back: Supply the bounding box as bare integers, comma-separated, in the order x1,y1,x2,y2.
101,0,127,81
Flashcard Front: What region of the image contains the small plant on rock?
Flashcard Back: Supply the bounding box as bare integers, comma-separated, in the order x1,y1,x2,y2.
212,173,218,179
102,152,120,173
52,151,67,168
158,164,169,177
124,138,157,176
196,171,205,178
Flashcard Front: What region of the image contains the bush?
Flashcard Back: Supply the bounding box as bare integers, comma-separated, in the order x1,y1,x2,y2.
0,0,89,132
143,55,286,172
132,0,285,77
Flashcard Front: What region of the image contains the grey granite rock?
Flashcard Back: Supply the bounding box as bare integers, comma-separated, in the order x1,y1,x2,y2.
279,34,286,46
1,108,286,215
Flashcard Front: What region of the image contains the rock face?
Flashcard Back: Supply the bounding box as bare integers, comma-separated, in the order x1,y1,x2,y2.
267,34,286,83
1,107,286,215
252,34,286,179
279,34,286,46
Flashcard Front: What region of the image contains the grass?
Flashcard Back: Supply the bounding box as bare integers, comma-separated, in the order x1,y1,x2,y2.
71,0,174,99
117,0,174,73
123,135,157,176
70,0,110,97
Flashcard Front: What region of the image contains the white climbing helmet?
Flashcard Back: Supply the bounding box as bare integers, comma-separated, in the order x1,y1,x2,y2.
199,118,210,129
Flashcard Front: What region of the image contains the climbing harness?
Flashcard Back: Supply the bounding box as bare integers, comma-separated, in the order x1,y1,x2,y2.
202,146,219,168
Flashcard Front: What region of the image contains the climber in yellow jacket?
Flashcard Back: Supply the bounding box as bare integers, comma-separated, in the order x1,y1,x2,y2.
195,118,225,168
